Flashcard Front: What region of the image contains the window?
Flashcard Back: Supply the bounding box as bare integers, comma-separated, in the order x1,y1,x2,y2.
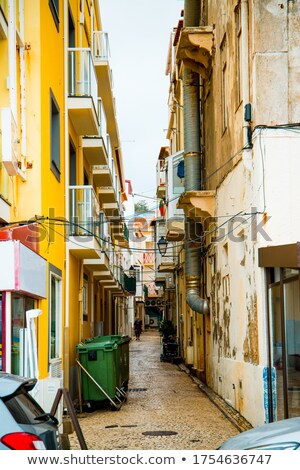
49,268,62,361
50,90,61,181
220,35,228,133
173,152,185,195
49,0,59,31
82,276,88,322
235,2,242,108
69,139,76,185
4,389,44,424
68,7,75,48
11,295,35,376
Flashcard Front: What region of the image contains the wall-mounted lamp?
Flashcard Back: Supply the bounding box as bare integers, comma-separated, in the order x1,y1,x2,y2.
157,236,168,256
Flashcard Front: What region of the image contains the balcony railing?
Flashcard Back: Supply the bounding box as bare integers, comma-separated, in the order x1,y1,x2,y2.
99,210,109,245
124,273,136,295
97,98,107,139
93,31,110,60
69,186,101,245
68,48,98,106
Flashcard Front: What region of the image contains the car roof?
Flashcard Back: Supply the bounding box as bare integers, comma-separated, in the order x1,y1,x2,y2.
0,372,37,398
220,417,300,449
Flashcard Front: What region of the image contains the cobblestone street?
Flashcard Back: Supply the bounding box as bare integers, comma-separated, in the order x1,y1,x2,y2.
69,330,244,450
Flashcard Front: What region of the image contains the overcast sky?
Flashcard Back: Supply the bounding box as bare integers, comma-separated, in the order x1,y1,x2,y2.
100,0,184,210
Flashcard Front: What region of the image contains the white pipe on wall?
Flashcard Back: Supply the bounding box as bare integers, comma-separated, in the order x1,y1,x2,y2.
64,0,70,390
241,0,251,146
8,0,17,120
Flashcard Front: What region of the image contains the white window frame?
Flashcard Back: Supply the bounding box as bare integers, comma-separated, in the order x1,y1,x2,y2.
49,271,62,362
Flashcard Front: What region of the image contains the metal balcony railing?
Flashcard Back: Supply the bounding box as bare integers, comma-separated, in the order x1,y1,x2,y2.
99,210,109,244
68,48,98,106
93,31,110,60
69,186,101,245
97,98,107,139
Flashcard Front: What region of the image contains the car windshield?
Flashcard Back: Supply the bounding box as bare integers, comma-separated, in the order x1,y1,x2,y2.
3,387,45,425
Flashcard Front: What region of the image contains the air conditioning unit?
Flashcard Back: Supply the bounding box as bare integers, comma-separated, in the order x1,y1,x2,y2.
145,299,165,307
166,275,175,290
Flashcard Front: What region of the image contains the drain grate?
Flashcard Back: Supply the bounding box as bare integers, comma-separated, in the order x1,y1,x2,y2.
142,431,178,437
128,388,147,392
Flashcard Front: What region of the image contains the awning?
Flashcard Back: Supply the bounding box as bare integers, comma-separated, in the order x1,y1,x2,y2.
258,242,300,268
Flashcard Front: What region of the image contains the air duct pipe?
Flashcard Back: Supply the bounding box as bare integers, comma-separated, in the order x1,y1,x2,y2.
183,0,209,315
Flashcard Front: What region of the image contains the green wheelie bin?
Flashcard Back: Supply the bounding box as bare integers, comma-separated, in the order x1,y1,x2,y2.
83,335,131,392
76,337,118,405
77,335,131,408
110,335,131,392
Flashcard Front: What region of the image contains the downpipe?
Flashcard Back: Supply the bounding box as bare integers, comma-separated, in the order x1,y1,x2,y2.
183,0,209,314
185,220,209,314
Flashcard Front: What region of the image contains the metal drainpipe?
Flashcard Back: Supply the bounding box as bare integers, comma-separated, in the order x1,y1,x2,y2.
183,0,209,314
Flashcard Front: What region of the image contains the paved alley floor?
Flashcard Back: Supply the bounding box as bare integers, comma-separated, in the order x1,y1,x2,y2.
69,330,240,450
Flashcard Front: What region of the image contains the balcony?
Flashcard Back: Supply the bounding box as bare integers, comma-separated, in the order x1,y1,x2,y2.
68,48,99,136
177,190,216,218
83,252,109,274
156,183,166,199
99,264,123,293
110,217,124,242
166,217,185,241
93,31,119,148
67,185,101,259
175,26,214,80
101,202,120,218
118,222,130,248
82,99,108,165
93,165,113,187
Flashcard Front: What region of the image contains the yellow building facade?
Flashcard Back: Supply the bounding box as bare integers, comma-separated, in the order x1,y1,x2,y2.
0,0,130,411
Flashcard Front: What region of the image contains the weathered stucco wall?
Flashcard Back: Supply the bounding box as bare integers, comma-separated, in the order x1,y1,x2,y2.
209,126,300,425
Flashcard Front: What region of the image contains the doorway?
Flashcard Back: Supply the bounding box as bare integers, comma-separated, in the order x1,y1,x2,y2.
268,268,300,420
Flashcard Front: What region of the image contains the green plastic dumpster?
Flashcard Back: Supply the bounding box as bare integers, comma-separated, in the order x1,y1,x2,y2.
110,335,131,392
84,335,131,392
76,335,131,407
76,337,118,403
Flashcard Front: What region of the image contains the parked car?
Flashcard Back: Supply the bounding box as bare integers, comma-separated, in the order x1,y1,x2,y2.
0,372,60,450
218,417,300,450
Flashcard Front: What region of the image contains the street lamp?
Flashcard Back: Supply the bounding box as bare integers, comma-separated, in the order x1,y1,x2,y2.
157,236,168,256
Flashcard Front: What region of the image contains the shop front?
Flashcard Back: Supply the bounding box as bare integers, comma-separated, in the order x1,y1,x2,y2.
0,239,46,376
259,243,300,421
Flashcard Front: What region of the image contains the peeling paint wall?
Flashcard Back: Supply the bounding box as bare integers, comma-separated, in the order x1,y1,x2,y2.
202,0,300,426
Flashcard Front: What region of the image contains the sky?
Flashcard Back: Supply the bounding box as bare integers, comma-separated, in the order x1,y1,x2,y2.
100,0,184,210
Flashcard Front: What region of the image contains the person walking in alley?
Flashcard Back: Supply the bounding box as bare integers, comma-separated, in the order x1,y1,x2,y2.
134,319,142,340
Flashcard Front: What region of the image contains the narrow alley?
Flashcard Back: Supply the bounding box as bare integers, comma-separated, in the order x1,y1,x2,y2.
69,330,243,450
